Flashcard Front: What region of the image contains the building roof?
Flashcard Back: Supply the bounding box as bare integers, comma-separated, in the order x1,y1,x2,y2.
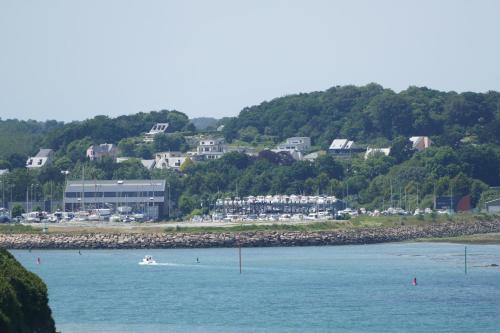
199,137,225,145
65,179,166,192
285,137,310,143
329,139,353,150
485,198,500,205
365,147,391,159
35,149,53,157
0,169,9,176
141,159,156,169
147,123,169,134
90,143,116,154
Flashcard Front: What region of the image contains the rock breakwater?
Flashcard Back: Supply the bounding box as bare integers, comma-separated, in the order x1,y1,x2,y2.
1,220,500,249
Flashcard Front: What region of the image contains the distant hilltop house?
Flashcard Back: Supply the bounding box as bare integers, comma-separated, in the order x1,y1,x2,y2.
365,147,391,159
154,152,187,170
328,139,364,158
275,137,311,153
0,169,9,176
485,198,500,214
303,151,321,162
26,149,54,168
143,123,169,142
410,136,432,151
272,137,311,161
197,137,226,160
87,143,119,161
116,157,156,170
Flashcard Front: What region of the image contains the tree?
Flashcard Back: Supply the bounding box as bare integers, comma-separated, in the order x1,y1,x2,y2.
11,204,24,217
390,136,413,163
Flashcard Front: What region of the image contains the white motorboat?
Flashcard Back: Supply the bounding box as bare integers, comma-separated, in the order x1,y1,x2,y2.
139,255,157,265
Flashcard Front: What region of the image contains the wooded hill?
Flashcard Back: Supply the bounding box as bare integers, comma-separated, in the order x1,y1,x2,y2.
0,84,499,216
223,83,500,149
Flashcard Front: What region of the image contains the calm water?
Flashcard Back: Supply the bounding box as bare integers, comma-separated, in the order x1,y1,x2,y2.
11,243,500,333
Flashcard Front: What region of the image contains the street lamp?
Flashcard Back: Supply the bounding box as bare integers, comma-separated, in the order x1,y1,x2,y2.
61,170,70,212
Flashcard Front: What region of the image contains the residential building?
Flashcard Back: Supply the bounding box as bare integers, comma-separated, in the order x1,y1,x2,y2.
276,137,311,153
0,169,9,177
364,147,391,159
154,152,187,170
87,143,119,161
303,151,321,162
26,149,54,168
197,137,226,160
116,157,156,170
63,179,167,220
143,123,169,142
410,136,432,151
485,198,500,214
328,139,363,157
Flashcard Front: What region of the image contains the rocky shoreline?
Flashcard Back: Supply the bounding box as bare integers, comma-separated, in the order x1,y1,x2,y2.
2,219,500,249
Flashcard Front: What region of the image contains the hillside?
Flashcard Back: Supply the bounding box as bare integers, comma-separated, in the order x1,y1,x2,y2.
223,84,500,148
0,119,62,164
0,84,499,217
190,117,219,131
0,249,56,333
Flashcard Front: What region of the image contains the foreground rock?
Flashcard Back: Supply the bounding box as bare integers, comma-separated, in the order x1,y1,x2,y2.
1,219,500,249
0,249,57,333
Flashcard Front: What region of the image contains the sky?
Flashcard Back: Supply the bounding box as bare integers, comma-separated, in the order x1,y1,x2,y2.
1,0,499,122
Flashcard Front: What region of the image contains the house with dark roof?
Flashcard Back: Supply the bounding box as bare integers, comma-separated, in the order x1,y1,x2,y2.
87,144,119,161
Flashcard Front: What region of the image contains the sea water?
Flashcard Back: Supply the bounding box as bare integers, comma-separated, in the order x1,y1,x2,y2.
11,243,500,333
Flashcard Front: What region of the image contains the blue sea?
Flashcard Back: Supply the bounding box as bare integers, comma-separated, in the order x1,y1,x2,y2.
11,243,500,333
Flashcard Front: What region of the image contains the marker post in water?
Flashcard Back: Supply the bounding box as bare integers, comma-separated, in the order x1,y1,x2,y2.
464,246,467,275
236,234,242,274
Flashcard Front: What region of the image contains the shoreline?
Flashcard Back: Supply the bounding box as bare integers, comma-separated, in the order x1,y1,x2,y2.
2,219,500,249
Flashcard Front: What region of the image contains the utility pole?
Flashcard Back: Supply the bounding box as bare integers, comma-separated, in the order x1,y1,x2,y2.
390,179,393,208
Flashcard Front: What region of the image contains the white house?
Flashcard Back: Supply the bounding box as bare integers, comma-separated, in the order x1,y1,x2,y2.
26,149,54,168
328,139,364,157
276,137,311,153
86,143,119,161
154,152,187,170
0,169,9,176
410,136,432,151
197,137,226,160
143,123,169,142
364,147,391,159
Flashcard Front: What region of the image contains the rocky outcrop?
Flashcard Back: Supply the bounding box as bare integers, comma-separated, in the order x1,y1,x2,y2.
0,249,57,333
1,219,500,249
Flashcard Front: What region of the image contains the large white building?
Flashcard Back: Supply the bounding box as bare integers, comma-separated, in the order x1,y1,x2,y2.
64,179,167,220
197,137,225,160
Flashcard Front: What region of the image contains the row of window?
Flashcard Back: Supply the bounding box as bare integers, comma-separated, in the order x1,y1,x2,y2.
65,191,165,198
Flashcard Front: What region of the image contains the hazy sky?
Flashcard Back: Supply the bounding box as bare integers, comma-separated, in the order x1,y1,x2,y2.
1,0,499,122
